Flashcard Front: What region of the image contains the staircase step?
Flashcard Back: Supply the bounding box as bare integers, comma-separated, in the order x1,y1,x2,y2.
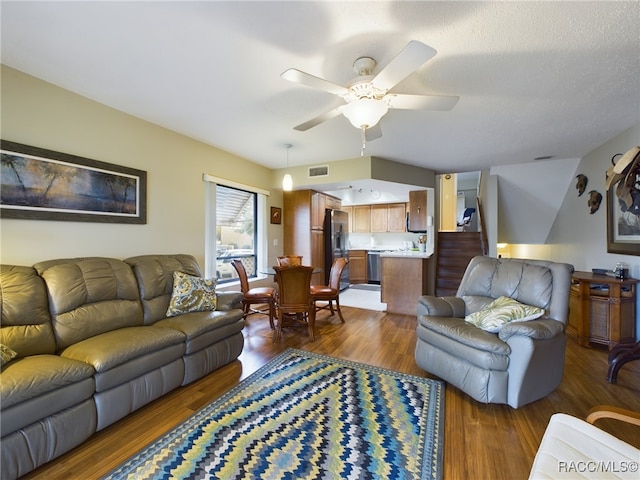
437,265,467,276
436,278,463,290
437,256,476,267
435,288,458,297
435,231,484,298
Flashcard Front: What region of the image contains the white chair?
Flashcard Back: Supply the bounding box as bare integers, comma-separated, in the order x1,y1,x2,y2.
529,406,640,479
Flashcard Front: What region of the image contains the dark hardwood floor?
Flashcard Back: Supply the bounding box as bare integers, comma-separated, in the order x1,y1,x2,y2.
22,305,640,479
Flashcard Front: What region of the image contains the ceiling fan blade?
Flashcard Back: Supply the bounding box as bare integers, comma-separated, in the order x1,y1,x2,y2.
281,68,350,96
365,124,383,141
386,93,459,111
371,41,437,92
293,105,345,131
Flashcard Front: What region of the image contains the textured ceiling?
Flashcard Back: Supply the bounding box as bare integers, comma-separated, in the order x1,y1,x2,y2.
1,1,639,174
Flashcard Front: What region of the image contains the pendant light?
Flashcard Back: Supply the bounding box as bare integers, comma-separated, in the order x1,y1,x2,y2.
282,143,293,191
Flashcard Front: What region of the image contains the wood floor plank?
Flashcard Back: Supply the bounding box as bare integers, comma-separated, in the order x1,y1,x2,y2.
20,305,640,479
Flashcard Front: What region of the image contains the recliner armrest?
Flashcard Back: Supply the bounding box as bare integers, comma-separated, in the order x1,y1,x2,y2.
498,317,564,342
417,296,465,317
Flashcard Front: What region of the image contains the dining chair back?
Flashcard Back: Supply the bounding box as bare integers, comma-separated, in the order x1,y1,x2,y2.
276,255,303,267
273,265,316,341
310,257,348,323
231,259,275,329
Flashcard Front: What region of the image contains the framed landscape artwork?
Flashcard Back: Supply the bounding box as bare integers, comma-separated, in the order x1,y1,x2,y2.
0,140,147,224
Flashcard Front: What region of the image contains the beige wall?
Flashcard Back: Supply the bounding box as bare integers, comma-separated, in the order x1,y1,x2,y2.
1,66,283,268
512,124,640,335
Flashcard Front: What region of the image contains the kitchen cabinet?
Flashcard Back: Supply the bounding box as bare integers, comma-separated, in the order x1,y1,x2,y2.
370,205,388,232
284,189,338,285
353,205,371,233
326,195,341,210
371,203,406,232
311,191,326,230
408,190,428,232
348,250,367,284
568,272,638,349
388,203,407,232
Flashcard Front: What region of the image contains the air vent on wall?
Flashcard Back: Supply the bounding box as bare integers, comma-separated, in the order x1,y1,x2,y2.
308,165,329,178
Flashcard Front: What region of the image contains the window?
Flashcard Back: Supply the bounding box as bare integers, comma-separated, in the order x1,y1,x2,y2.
203,174,269,282
215,185,257,283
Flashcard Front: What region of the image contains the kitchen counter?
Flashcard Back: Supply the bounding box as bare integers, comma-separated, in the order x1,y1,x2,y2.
380,254,432,315
380,250,432,258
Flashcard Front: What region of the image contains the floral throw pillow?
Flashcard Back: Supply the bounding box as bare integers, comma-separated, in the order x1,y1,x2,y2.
166,271,217,317
1,344,18,366
464,296,545,333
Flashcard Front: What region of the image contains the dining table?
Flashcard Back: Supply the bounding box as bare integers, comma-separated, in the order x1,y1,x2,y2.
260,266,323,276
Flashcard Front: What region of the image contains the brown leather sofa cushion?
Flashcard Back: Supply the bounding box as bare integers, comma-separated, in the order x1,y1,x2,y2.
125,254,202,324
0,265,56,356
1,355,94,410
33,258,143,349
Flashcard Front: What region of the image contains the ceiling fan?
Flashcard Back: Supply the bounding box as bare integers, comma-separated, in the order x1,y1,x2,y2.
281,40,459,151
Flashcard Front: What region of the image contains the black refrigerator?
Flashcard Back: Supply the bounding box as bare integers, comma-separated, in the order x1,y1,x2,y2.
324,209,350,290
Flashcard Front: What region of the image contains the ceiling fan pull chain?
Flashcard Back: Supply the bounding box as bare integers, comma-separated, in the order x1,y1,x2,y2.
361,126,366,156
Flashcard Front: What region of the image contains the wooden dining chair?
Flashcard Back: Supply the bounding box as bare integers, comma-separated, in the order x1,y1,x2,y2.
231,259,275,329
273,265,316,342
276,255,303,267
310,257,348,323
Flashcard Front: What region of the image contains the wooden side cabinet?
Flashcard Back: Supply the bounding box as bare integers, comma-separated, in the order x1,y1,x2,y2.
348,250,367,284
568,271,639,349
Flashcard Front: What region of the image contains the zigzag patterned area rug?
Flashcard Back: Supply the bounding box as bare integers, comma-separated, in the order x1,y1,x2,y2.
103,349,444,480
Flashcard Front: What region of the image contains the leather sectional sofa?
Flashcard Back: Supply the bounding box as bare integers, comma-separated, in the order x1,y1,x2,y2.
0,254,246,480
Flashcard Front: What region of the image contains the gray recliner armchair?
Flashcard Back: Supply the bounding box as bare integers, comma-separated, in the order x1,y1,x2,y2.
415,256,574,408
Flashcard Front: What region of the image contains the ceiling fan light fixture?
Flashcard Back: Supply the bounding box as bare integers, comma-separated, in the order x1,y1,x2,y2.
342,98,388,129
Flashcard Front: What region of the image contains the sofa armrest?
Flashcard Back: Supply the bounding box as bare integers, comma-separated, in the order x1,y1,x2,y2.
417,296,466,317
216,291,243,311
498,317,564,342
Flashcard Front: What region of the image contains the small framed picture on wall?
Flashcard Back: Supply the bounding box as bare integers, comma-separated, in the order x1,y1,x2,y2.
270,206,282,224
